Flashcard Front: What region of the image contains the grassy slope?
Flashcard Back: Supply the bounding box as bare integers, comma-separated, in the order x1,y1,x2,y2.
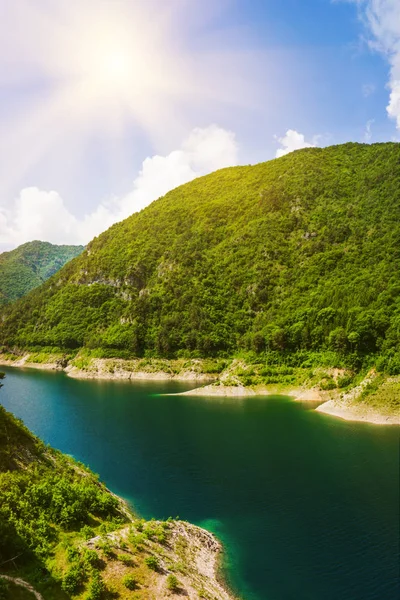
0,388,232,600
1,143,399,410
0,241,84,305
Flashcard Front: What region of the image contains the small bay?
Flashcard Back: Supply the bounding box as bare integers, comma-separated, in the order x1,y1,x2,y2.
0,366,398,600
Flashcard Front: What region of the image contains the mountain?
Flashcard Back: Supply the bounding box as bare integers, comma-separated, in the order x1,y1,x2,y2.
1,143,399,375
0,240,84,305
0,374,232,599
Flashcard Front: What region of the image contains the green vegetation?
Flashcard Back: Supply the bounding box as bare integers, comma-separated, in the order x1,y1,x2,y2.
1,143,400,409
118,554,133,566
166,574,179,591
0,376,227,599
0,379,124,598
86,571,105,600
0,241,83,305
358,375,400,412
122,573,137,589
144,556,159,571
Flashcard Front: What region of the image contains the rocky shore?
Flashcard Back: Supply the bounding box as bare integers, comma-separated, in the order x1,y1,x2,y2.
0,353,398,426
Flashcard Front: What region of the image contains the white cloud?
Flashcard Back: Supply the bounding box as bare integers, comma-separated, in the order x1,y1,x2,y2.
0,125,238,247
363,118,375,141
118,126,238,220
350,0,400,128
1,188,79,245
275,129,316,158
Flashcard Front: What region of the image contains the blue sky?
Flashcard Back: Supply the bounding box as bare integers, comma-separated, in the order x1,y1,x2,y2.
0,0,398,249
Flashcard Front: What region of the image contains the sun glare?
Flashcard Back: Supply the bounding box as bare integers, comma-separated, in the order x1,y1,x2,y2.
104,51,130,82
88,41,137,92
78,34,140,97
0,0,254,197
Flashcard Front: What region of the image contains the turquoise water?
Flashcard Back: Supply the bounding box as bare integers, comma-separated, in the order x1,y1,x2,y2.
0,366,398,600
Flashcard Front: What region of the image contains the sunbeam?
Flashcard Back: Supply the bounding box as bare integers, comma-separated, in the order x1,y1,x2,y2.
0,0,265,199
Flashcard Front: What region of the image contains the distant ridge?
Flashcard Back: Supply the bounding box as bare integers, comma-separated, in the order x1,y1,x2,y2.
0,240,84,305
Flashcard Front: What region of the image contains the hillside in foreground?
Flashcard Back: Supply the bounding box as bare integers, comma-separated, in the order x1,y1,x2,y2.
0,374,233,600
0,241,84,305
1,143,399,395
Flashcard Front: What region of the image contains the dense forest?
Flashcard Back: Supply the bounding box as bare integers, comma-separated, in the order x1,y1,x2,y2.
0,241,84,305
1,143,399,375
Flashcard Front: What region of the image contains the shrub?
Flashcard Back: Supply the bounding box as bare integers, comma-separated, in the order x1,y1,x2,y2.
122,574,137,590
156,531,167,544
144,555,159,570
118,554,134,566
320,378,337,390
170,561,186,574
62,565,83,594
387,353,400,376
129,532,146,550
83,549,100,569
375,356,387,373
337,374,353,388
87,571,105,600
81,525,95,540
66,545,80,562
98,541,115,559
133,519,145,531
166,574,180,591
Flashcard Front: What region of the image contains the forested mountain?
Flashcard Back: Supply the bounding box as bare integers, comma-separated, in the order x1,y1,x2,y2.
0,241,84,305
1,143,399,374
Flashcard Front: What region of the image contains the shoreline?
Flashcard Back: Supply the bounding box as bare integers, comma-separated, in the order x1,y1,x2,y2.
88,520,237,600
0,354,216,382
176,383,399,425
1,411,237,600
0,354,398,426
77,463,238,600
315,399,400,425
177,382,326,401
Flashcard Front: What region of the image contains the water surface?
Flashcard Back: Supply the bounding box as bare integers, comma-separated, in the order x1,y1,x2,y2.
0,367,398,600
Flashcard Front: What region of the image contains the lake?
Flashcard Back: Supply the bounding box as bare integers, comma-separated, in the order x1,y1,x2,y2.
0,366,398,600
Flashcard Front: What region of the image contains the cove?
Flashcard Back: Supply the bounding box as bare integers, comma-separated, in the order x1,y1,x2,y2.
0,366,398,600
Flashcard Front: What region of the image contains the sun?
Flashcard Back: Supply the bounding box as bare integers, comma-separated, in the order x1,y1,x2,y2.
104,51,130,83
90,41,139,92
0,0,255,198
78,34,141,98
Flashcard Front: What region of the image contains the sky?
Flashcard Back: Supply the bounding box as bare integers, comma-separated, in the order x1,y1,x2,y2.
0,0,399,250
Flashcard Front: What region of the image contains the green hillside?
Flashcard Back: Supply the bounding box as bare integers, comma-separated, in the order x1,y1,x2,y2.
1,143,399,376
0,373,123,598
0,241,84,305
